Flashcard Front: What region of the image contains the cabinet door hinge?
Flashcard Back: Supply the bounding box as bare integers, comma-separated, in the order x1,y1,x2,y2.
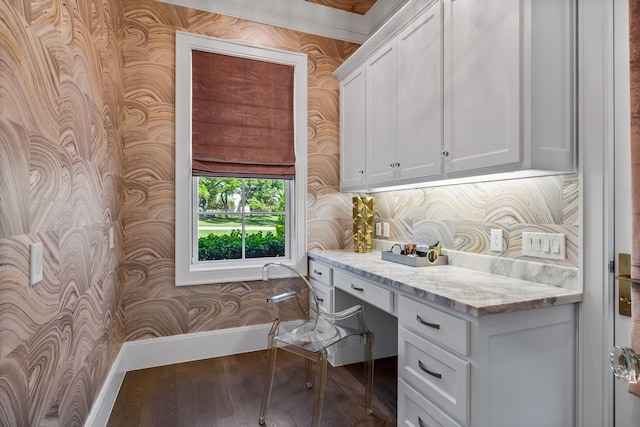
608,260,615,274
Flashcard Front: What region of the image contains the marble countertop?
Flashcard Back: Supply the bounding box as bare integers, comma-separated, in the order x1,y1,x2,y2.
308,250,582,317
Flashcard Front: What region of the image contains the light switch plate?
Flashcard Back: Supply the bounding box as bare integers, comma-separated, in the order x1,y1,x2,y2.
30,243,43,286
490,229,503,252
522,232,565,260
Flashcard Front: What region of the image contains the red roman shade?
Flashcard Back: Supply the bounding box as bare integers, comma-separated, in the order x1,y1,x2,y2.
191,49,296,179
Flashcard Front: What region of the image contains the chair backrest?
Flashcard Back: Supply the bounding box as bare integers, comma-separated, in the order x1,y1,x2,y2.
262,263,320,330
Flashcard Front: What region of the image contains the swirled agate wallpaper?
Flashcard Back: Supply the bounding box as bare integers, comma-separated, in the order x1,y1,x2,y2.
0,0,578,425
371,174,579,267
1,0,126,425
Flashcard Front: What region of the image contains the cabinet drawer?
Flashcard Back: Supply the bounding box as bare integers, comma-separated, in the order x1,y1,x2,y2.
310,280,333,313
398,379,463,427
309,260,332,286
399,295,469,356
334,269,394,314
399,327,469,424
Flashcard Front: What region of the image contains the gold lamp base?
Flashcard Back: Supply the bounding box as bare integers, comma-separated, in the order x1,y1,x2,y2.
353,197,374,253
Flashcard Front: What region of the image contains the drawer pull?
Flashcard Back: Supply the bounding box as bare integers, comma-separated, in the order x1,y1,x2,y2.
351,284,364,292
317,297,324,302
313,269,322,275
418,360,442,379
418,417,425,427
416,315,440,330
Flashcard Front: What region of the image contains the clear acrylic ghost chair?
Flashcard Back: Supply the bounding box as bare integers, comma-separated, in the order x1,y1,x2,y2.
258,262,374,427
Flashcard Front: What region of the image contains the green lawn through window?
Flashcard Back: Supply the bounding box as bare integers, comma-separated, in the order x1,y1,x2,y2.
198,215,279,238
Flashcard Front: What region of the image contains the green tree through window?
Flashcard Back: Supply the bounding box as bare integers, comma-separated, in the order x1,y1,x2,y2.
197,177,286,261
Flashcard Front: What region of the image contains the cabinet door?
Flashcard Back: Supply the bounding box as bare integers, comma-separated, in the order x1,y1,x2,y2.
397,2,443,180
365,42,397,185
443,0,521,174
340,66,366,190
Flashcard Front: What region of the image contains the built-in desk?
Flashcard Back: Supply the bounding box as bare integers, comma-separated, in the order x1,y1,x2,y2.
308,250,582,427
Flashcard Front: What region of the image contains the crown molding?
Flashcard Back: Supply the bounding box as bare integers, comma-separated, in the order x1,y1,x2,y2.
157,0,409,43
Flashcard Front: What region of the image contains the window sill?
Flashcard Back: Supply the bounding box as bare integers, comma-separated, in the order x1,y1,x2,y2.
175,258,305,286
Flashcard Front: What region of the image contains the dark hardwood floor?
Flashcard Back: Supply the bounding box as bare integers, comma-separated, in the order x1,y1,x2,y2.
107,350,397,427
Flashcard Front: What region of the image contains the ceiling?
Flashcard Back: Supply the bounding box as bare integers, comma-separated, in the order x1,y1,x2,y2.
304,0,378,16
157,0,409,43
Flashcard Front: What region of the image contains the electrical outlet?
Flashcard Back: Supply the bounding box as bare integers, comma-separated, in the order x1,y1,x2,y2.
382,222,390,238
522,232,565,260
375,223,382,237
490,229,503,252
30,243,43,286
109,227,114,249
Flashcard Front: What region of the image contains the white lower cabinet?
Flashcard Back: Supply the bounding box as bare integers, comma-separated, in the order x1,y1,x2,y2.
399,327,470,423
311,279,333,313
332,268,398,365
398,295,575,427
309,259,333,313
333,269,394,314
310,259,398,366
398,379,463,427
308,258,576,426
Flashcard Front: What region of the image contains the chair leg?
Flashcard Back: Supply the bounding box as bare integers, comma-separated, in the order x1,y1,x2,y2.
305,357,313,389
364,331,374,415
311,349,328,427
258,342,277,425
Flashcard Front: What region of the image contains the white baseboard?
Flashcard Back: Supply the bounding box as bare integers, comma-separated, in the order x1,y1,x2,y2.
84,324,271,427
84,348,128,427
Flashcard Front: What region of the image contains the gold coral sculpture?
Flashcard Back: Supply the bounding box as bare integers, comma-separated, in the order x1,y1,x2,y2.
353,196,375,253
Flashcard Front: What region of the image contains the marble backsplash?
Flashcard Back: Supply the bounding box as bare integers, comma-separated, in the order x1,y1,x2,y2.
365,173,579,268
443,249,579,290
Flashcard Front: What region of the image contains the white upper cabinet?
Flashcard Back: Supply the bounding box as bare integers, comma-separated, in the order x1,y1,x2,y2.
365,42,398,185
442,0,575,177
366,4,443,187
341,1,444,191
335,0,575,191
526,0,575,172
397,3,443,180
339,65,367,189
442,0,521,174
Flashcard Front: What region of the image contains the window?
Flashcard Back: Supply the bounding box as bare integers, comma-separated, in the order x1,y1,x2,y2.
175,32,308,285
196,177,288,261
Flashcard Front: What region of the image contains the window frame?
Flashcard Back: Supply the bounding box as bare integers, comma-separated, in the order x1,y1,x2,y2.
175,31,308,285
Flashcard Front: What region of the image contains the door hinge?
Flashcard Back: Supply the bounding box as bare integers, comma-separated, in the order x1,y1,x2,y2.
609,260,615,273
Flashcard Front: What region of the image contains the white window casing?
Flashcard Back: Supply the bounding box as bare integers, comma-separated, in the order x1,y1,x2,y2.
175,31,308,285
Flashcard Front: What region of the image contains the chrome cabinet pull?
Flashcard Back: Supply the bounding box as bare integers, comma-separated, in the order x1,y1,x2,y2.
441,150,450,157
418,360,442,379
317,297,324,302
313,269,322,275
418,417,425,427
416,315,440,330
351,284,364,291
